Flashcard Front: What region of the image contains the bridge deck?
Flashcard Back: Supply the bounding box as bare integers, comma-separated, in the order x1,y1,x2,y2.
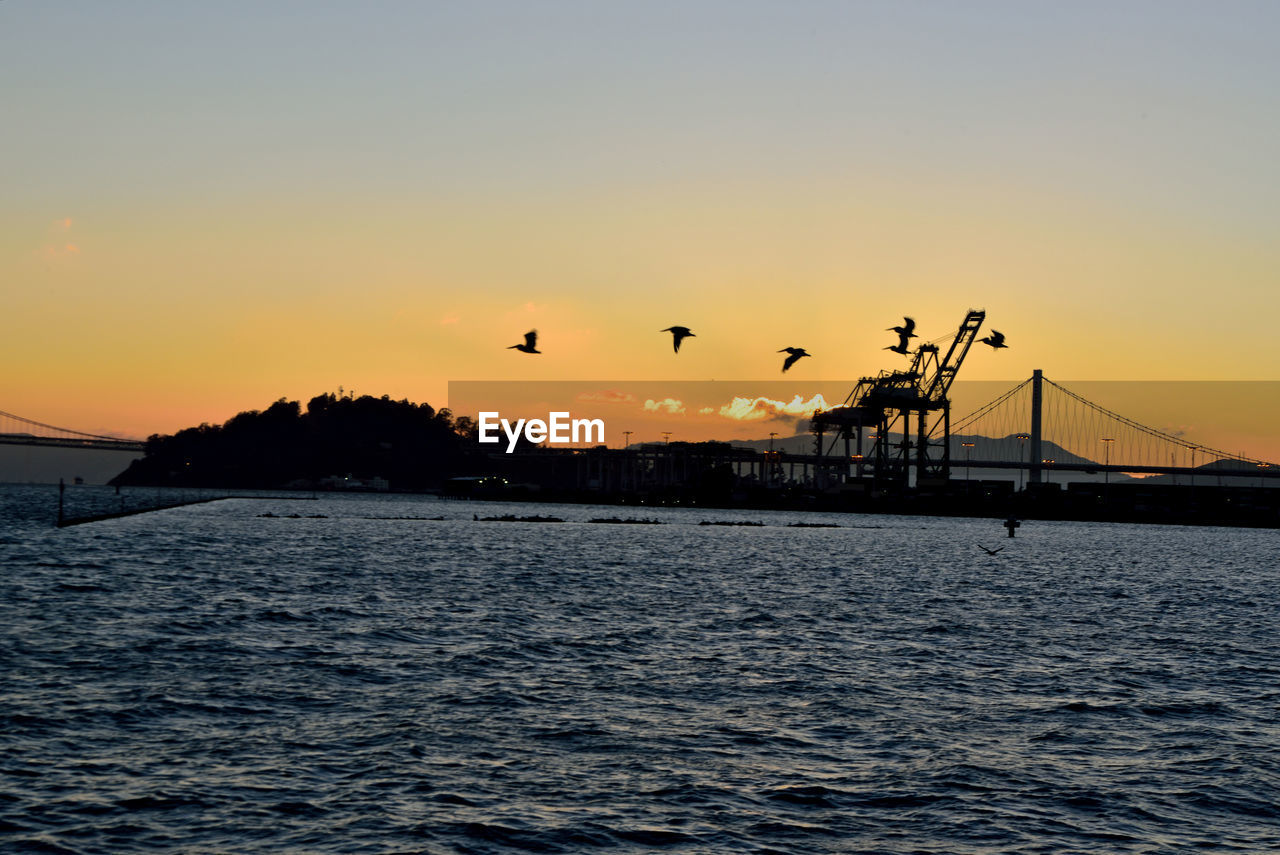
0,434,145,452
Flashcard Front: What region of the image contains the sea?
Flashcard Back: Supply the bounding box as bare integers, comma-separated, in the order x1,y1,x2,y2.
2,483,1278,854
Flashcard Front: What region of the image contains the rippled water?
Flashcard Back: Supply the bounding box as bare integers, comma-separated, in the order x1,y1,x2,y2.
3,484,1279,853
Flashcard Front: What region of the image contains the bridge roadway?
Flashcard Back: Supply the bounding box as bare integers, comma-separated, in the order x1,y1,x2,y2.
3,432,1273,479
766,452,1279,480
529,447,1279,483
958,459,1278,479
0,433,145,452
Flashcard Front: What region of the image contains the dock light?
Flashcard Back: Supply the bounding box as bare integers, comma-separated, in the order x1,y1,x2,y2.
961,441,975,481
1101,437,1115,485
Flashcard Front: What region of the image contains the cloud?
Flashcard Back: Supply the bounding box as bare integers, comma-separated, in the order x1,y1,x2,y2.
577,389,636,404
439,314,461,325
698,406,715,415
643,398,686,415
40,217,81,262
718,393,831,422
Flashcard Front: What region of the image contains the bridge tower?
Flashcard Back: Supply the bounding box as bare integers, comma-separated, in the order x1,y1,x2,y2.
1029,368,1043,485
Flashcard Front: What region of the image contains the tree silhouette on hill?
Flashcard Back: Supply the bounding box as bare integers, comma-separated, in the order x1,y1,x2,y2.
111,393,489,490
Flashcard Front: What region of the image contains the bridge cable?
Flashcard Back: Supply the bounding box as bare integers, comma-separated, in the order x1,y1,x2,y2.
1041,378,1274,466
944,378,1032,438
0,409,135,442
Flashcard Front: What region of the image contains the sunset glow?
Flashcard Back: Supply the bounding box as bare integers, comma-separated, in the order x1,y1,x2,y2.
3,2,1278,458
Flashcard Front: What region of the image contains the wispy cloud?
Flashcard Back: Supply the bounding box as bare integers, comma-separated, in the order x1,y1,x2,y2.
643,398,686,415
40,217,80,262
718,393,830,422
578,389,636,404
439,314,461,325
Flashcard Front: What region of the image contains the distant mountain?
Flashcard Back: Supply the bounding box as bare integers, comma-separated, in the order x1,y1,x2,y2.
724,429,1280,487
727,429,1134,484
1140,458,1279,488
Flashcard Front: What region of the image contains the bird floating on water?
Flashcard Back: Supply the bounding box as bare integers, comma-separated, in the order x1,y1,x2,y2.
508,329,540,354
980,330,1007,350
778,347,810,373
662,326,695,353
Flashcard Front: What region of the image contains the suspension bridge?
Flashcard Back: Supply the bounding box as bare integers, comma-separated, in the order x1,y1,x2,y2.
947,371,1274,483
945,371,1277,484
802,309,1277,491
808,369,1277,488
0,410,145,452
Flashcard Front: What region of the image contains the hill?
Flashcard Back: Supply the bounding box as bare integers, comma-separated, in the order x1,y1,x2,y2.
110,393,489,490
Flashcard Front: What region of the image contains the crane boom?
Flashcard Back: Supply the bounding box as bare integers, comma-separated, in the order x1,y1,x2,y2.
809,309,988,487
923,310,985,402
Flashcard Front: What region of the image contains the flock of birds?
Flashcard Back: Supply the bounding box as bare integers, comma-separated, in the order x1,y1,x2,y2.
509,317,1008,372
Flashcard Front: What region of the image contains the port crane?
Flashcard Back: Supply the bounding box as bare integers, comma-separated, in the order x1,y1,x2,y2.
810,309,986,487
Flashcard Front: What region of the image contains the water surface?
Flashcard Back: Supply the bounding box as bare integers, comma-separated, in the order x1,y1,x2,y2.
2,486,1278,852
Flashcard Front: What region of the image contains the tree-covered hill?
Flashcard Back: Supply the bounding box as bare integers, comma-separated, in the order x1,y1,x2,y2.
110,393,489,490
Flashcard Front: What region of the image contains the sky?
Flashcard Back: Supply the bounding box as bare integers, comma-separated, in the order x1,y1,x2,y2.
4,1,1279,454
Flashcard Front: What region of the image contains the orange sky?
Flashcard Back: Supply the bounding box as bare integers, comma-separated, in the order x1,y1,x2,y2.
3,4,1279,457
447,380,1280,463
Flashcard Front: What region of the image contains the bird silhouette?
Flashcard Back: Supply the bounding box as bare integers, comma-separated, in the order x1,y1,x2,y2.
980,330,1007,350
888,317,918,338
977,544,1005,556
884,337,911,356
662,326,695,353
508,329,540,354
778,347,810,372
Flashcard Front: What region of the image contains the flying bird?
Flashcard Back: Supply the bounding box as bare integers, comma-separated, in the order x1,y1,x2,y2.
508,329,540,354
884,337,911,356
662,326,695,353
888,317,918,339
778,347,810,373
980,330,1008,350
978,544,1005,556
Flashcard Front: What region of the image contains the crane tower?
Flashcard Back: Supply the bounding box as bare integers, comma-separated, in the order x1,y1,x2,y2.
810,310,986,488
